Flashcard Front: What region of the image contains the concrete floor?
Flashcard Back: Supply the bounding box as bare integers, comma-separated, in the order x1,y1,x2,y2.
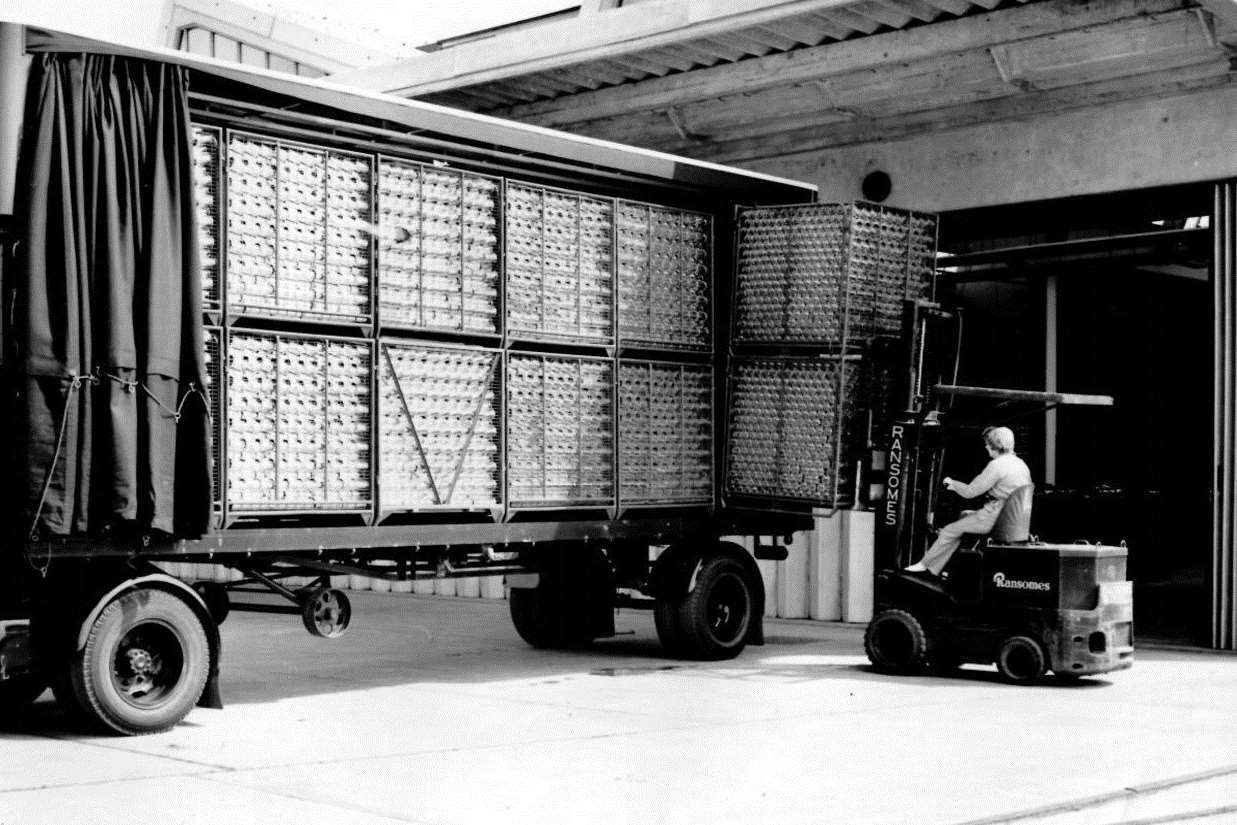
3,592,1236,825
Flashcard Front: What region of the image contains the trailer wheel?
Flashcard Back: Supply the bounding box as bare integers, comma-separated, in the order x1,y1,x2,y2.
996,635,1048,684
657,555,753,661
865,609,929,673
509,548,610,649
300,588,351,638
70,588,210,735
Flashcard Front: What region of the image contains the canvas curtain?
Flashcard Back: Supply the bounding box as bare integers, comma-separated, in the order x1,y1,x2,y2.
18,52,211,538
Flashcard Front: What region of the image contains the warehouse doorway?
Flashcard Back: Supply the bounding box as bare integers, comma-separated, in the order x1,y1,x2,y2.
938,184,1213,645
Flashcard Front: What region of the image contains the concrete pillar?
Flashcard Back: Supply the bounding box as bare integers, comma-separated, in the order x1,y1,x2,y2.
809,510,843,621
776,531,811,619
841,510,876,623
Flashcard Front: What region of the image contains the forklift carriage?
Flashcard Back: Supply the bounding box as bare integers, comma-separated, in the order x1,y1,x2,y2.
865,385,1135,683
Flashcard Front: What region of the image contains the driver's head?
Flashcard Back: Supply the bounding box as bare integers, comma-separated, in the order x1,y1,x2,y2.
982,426,1015,454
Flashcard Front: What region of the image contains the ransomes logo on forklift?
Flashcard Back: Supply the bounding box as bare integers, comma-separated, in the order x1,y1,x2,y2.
992,572,1051,592
884,425,904,526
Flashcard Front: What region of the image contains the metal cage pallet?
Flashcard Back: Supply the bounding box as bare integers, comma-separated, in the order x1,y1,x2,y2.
618,358,713,505
504,181,615,347
377,339,503,516
732,202,936,349
616,200,713,352
224,130,375,327
224,328,374,519
505,351,615,509
376,157,501,336
723,354,862,509
192,126,222,314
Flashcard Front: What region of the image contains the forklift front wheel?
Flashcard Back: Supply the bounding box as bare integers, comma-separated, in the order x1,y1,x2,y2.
864,609,929,673
996,635,1048,684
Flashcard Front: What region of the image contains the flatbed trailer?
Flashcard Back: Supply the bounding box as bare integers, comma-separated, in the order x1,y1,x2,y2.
0,24,938,734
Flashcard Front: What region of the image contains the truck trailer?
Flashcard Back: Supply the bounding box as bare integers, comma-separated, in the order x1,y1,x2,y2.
0,24,939,735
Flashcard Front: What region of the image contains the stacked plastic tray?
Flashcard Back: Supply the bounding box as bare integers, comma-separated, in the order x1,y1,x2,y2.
725,356,861,504
505,183,614,344
507,353,613,506
226,134,373,323
377,160,500,334
618,360,712,504
733,203,935,345
378,341,501,511
191,126,221,312
225,331,372,512
617,202,712,350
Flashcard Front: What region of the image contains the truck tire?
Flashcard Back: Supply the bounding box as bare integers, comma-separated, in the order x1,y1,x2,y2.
69,588,210,735
996,635,1047,685
865,609,929,673
509,548,608,649
657,555,753,661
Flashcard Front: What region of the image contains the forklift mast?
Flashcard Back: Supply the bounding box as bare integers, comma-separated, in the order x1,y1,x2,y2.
870,298,1113,573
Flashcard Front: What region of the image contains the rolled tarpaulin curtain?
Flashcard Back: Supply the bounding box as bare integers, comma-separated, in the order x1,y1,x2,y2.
17,52,211,538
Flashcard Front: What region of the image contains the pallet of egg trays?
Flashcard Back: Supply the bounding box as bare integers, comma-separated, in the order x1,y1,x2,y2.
191,126,221,313
506,353,613,508
225,330,372,516
617,201,712,351
226,133,373,324
618,360,712,505
733,203,935,347
724,356,862,508
204,326,224,515
505,183,614,345
377,159,500,334
378,341,501,514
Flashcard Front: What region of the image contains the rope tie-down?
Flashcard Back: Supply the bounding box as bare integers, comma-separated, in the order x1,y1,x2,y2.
26,369,213,573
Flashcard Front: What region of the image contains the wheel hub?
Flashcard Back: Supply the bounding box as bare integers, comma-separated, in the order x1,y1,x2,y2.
117,640,163,697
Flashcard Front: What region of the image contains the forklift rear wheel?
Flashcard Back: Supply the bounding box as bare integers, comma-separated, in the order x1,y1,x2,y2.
996,635,1048,684
656,555,753,661
865,609,929,673
70,588,210,735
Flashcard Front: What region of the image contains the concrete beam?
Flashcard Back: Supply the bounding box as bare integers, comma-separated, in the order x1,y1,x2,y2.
491,0,1189,129
331,0,888,95
743,85,1237,212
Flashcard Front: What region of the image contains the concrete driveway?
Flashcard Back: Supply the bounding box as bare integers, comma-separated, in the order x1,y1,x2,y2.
3,592,1235,825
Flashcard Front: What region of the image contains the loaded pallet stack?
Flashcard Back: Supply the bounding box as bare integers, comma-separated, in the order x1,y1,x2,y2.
191,124,717,526
725,203,938,511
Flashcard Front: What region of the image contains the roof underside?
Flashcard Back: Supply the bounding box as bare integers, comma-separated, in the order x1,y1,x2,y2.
334,0,1237,165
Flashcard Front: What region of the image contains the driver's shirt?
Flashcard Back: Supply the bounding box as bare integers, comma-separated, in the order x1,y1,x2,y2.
952,452,1032,501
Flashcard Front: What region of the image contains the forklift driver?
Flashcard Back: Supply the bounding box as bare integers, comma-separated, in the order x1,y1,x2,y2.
904,426,1032,577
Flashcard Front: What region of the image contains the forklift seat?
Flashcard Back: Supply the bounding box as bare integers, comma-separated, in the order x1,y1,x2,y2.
989,483,1035,543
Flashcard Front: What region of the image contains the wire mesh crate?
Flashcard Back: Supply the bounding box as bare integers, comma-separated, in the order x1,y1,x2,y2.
204,326,223,511
378,340,502,513
618,359,713,505
191,126,221,313
617,201,712,351
505,182,614,346
724,355,862,508
506,352,614,507
377,159,500,335
226,132,373,325
733,202,936,347
225,330,373,515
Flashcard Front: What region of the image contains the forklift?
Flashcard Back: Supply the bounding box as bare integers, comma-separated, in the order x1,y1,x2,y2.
863,303,1135,683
